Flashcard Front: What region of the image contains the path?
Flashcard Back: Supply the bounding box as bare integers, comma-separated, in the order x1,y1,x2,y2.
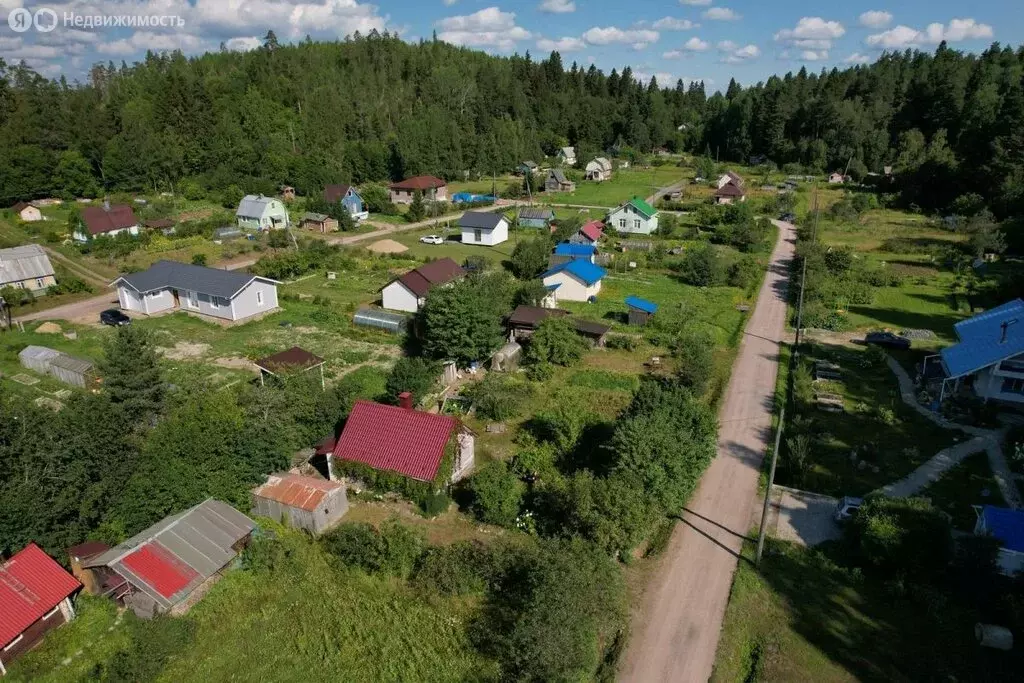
879,435,995,498
43,246,110,288
619,219,796,683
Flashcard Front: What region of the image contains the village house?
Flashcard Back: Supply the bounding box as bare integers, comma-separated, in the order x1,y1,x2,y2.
933,299,1024,404
0,244,56,292
324,184,369,220
74,202,139,242
327,395,475,485
585,157,613,182
517,207,554,229
10,202,42,222
556,146,577,167
142,218,176,235
550,243,597,268
0,544,81,674
517,161,538,175
571,220,604,245
251,473,348,535
76,499,256,619
300,212,338,233
389,176,448,204
545,169,575,193
236,195,289,231
381,257,465,313
506,305,609,346
608,198,659,235
460,211,509,246
828,172,846,184
542,259,606,303
973,506,1024,575
715,181,747,205
717,171,744,190
112,260,280,323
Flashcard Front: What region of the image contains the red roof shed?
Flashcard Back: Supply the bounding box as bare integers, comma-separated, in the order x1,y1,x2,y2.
0,543,80,649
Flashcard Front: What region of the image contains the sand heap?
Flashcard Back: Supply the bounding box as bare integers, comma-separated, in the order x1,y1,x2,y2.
367,239,408,254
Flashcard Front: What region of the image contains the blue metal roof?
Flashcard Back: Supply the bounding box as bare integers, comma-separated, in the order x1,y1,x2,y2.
625,296,658,314
554,243,596,257
541,260,606,286
940,299,1024,378
978,506,1024,553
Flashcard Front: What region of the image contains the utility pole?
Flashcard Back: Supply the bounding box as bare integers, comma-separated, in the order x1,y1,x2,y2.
755,407,785,567
793,184,818,349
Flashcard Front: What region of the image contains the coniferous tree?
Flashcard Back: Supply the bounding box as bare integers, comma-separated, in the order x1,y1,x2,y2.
98,326,165,422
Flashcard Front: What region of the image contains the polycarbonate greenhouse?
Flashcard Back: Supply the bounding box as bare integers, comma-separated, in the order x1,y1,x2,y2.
353,307,407,334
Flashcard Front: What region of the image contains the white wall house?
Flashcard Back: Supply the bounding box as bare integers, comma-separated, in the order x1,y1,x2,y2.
938,299,1024,405
12,202,42,222
460,211,509,246
607,198,659,235
557,146,577,167
381,258,466,313
541,260,606,303
75,204,140,242
236,195,289,231
113,260,279,323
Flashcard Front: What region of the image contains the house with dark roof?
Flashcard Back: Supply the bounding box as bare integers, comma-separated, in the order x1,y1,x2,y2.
80,499,256,619
11,201,41,222
545,168,575,193
460,211,509,246
974,505,1024,575
329,396,475,485
505,305,609,346
934,299,1024,405
252,473,348,535
389,176,448,204
323,184,368,220
381,257,466,313
0,244,56,292
236,195,289,231
717,171,745,190
112,260,280,322
74,203,139,242
608,198,659,235
714,181,747,205
0,544,81,673
517,207,554,229
541,260,606,302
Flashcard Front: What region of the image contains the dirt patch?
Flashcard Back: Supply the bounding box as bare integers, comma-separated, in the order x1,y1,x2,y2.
157,341,210,360
343,497,505,546
294,325,319,334
213,356,257,371
367,238,409,254
177,208,214,222
35,322,63,334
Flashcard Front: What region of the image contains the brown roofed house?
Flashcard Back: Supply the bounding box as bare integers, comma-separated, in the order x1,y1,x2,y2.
381,258,466,313
714,181,747,205
389,176,447,204
76,203,139,242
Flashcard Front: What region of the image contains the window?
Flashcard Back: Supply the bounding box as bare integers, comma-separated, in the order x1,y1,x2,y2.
256,290,264,307
36,278,44,288
619,218,626,228
187,290,198,309
474,228,482,242
1001,377,1024,395
634,219,641,229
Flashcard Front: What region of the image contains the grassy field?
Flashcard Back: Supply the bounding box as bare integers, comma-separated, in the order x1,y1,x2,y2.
542,166,688,207
920,451,1007,531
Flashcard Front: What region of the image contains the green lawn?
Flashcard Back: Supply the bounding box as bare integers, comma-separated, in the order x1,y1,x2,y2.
920,451,1007,531
388,225,523,263
542,167,687,207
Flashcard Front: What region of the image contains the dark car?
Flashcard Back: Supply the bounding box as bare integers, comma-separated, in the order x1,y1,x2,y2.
100,309,131,326
779,212,796,223
865,331,911,350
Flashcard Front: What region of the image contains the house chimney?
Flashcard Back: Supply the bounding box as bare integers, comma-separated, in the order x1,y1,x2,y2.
398,392,413,410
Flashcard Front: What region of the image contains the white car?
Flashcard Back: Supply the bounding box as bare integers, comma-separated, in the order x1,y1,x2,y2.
834,496,864,522
419,234,444,245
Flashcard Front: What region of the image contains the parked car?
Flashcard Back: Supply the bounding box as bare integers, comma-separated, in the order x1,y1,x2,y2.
419,234,444,245
779,212,796,222
834,496,863,522
865,331,911,350
100,309,131,326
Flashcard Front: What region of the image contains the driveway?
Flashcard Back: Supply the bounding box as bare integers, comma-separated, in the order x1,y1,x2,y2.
619,220,796,683
769,486,841,547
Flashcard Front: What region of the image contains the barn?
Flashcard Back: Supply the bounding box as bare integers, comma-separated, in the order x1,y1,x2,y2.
251,473,348,535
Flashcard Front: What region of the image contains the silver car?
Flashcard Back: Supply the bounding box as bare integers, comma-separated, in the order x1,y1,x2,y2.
834,496,863,522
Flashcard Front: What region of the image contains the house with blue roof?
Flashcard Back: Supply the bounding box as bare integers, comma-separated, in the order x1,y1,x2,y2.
935,299,1024,404
625,296,658,326
974,505,1024,575
550,243,597,268
541,260,606,302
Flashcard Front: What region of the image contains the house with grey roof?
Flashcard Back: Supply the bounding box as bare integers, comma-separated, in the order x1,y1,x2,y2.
80,499,256,618
545,168,575,193
112,260,279,322
556,146,577,167
0,244,56,292
236,194,289,231
459,211,509,246
585,157,613,182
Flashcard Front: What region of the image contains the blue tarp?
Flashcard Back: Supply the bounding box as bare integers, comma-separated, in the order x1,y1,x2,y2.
978,506,1024,553
625,296,658,314
541,260,606,286
940,298,1024,378
452,192,497,203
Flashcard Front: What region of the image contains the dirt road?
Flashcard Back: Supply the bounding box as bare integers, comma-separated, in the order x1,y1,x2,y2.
619,219,796,683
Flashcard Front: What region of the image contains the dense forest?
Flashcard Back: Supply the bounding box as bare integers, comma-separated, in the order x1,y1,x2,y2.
1,32,1023,219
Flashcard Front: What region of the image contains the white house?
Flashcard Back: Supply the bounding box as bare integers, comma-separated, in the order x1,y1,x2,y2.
607,198,659,235
585,157,612,182
236,195,289,231
11,202,42,222
541,260,606,303
112,260,279,323
75,203,139,242
936,299,1024,404
828,172,846,184
460,211,509,246
556,146,577,167
381,258,466,313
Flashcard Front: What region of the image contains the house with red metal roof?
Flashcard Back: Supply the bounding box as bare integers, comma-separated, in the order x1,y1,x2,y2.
388,175,448,205
329,395,475,485
73,202,140,242
79,499,256,619
0,544,81,674
571,220,605,245
381,257,466,313
252,473,348,535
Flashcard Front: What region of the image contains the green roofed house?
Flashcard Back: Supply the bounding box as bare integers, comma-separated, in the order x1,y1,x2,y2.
608,197,658,235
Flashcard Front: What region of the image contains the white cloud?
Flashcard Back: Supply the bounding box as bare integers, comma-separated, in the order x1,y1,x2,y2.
844,52,871,64
633,71,674,84
539,0,575,13
436,7,531,50
663,50,683,59
718,42,759,63
582,26,660,47
774,17,845,42
679,0,711,5
858,11,892,29
865,18,992,49
865,25,921,48
800,50,828,61
652,17,699,31
703,7,741,21
97,30,204,56
0,36,23,52
190,0,387,39
537,36,586,52
683,36,709,51
224,36,263,51
443,0,458,6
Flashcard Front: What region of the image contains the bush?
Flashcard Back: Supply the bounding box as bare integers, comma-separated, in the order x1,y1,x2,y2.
385,357,440,405
509,237,551,279
524,317,589,367
320,519,425,578
466,374,535,421
605,334,638,351
466,460,525,527
674,242,723,286
413,541,491,595
847,497,952,579
672,329,715,394
728,255,762,291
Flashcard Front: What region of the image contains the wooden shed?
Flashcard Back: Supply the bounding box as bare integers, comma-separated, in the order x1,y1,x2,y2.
252,473,348,535
625,296,658,326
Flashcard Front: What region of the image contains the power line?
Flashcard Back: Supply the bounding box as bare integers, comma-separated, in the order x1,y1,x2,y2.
755,406,785,567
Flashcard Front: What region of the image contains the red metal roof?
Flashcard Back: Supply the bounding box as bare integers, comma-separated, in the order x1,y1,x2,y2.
254,473,344,512
579,220,604,242
80,204,138,235
120,542,199,599
0,543,80,648
389,175,446,191
332,400,460,482
394,258,466,297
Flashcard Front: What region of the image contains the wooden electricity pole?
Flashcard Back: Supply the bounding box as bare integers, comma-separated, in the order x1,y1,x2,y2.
755,407,785,567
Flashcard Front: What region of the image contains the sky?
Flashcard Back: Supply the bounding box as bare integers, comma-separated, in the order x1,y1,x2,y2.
0,0,1017,87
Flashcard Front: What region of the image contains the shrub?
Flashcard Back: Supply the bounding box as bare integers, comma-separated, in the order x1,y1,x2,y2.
674,242,723,286
672,329,715,394
413,541,491,595
466,460,525,527
605,334,638,351
320,519,425,578
385,357,440,405
467,374,535,421
509,237,551,279
784,434,811,486
524,317,589,367
847,497,953,579
727,255,762,291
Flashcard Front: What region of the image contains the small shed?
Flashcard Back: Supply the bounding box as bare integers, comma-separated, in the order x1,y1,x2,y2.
212,226,243,241
574,319,611,347
251,473,348,535
354,307,407,334
19,345,61,374
518,207,555,229
301,212,338,233
255,346,326,389
48,354,96,388
491,342,522,372
625,296,658,326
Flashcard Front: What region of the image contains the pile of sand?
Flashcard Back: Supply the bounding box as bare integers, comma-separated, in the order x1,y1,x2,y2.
35,322,62,334
367,239,408,254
